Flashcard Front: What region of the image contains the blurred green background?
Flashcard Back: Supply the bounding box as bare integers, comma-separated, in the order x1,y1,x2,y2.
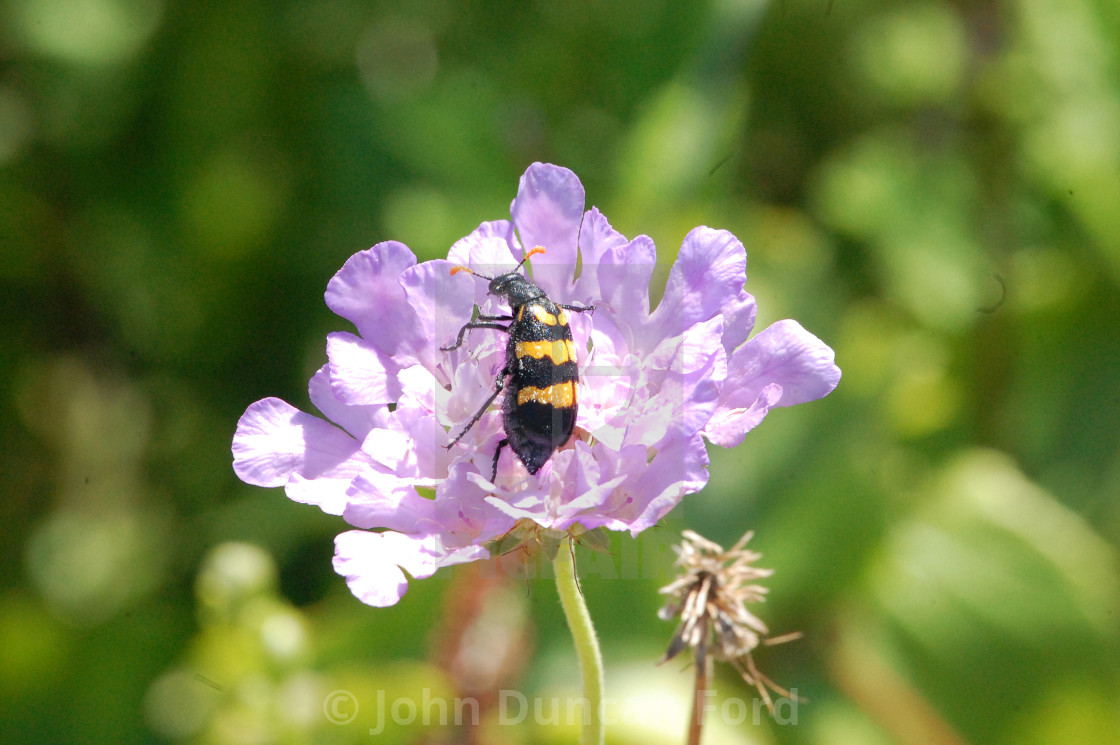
3,0,1119,743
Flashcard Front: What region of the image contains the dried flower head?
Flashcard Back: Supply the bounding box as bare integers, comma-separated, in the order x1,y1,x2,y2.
659,530,797,710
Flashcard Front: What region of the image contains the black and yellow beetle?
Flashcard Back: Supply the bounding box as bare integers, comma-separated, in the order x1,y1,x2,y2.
442,246,595,481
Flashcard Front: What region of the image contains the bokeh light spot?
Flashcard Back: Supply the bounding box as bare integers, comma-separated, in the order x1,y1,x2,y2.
9,0,164,66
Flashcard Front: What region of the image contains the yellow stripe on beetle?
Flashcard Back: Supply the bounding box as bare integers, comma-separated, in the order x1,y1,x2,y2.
517,381,576,407
515,339,576,365
529,305,559,326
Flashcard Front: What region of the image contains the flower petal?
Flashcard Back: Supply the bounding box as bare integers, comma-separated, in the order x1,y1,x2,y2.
649,227,747,343
232,397,364,515
333,531,488,607
705,320,840,448
563,443,647,531
571,207,629,303
596,235,657,340
624,316,726,448
618,434,710,535
510,163,585,296
432,461,517,544
342,473,437,533
724,319,841,408
447,219,519,302
326,332,402,405
325,242,424,359
719,289,758,354
285,468,364,516
448,220,517,265
703,383,783,449
308,365,388,441
550,444,630,530
399,259,477,374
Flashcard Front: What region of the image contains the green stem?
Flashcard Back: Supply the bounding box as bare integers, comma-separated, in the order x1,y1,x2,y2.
554,539,605,745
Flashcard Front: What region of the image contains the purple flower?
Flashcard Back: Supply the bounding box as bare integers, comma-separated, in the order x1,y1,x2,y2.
232,163,840,607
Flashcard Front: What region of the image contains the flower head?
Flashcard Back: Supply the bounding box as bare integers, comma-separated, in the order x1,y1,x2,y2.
232,163,840,607
658,530,795,710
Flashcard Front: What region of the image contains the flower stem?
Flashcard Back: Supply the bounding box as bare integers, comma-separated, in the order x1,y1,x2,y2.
687,654,711,745
554,539,604,745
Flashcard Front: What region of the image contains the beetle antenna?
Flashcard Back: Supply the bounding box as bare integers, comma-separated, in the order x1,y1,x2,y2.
449,246,546,279
449,265,491,280
519,246,546,269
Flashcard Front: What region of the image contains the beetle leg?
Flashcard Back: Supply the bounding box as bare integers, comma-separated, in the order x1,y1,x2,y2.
441,318,511,351
558,302,595,314
490,439,509,483
445,365,508,449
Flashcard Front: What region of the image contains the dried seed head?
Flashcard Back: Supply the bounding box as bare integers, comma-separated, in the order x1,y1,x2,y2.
658,530,799,711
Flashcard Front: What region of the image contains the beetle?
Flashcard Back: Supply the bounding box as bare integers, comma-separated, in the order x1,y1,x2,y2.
442,246,595,481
